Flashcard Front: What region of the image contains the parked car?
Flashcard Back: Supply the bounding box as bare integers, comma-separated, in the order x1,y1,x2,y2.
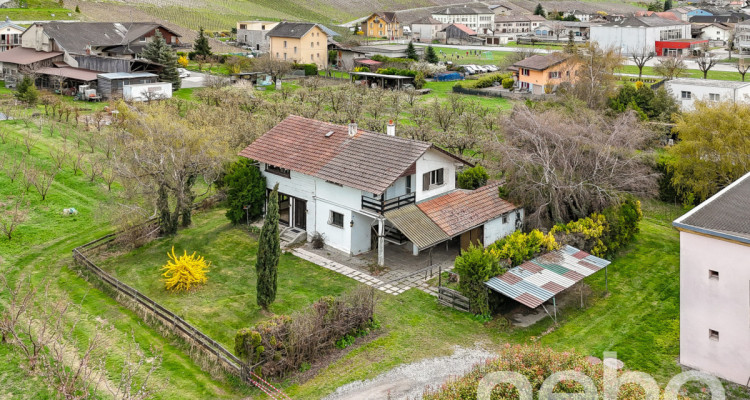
463,65,477,74
178,68,191,78
485,65,499,72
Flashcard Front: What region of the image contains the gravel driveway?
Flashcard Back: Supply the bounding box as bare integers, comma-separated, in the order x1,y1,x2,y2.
323,346,494,400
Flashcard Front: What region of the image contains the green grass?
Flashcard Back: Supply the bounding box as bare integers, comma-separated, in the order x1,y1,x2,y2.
0,7,76,20
620,65,746,81
98,208,355,348
422,81,514,110
505,41,563,50
416,45,513,65
0,117,248,399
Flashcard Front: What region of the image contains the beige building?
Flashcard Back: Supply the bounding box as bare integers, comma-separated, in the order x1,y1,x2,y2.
267,22,328,69
673,171,750,386
362,12,403,39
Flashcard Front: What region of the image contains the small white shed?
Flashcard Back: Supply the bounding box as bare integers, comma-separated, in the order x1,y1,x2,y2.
122,82,173,102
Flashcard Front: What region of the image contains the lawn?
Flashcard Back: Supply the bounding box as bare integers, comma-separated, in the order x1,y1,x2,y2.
620,64,747,81
423,81,514,110
0,116,249,399
0,7,77,20
97,208,355,348
414,44,513,66
505,40,563,50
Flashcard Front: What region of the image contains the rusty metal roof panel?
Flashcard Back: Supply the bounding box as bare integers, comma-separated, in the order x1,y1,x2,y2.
384,204,450,250
485,246,610,309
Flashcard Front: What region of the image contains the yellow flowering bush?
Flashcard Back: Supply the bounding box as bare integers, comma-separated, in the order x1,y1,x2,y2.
487,229,559,267
177,55,189,68
161,246,210,292
552,213,608,256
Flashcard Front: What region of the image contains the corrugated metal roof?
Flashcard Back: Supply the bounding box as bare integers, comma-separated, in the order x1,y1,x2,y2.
485,245,610,308
98,72,157,79
36,66,100,81
384,204,450,250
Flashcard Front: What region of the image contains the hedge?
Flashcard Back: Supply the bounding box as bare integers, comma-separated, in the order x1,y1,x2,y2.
375,67,418,77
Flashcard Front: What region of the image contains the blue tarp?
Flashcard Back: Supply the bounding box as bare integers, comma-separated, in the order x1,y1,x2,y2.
434,72,463,82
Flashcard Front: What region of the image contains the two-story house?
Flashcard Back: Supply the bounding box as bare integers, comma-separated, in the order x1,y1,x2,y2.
236,21,279,52
362,12,403,39
494,14,547,38
267,22,328,69
239,115,523,266
512,53,578,94
0,18,24,53
672,171,750,386
432,6,496,33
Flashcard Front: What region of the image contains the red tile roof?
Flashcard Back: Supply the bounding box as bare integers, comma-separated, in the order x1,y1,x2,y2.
451,23,477,35
417,182,519,236
239,115,466,194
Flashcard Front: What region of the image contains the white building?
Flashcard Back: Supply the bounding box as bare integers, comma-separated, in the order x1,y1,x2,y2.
494,14,547,38
698,22,734,42
0,18,24,53
432,6,495,32
735,19,750,54
410,17,445,43
589,16,691,54
665,78,750,110
239,115,523,265
673,171,750,386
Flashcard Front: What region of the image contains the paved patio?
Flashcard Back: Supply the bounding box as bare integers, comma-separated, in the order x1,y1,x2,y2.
292,238,460,296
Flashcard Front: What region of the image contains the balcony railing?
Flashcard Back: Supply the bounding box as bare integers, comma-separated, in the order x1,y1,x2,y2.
362,192,416,214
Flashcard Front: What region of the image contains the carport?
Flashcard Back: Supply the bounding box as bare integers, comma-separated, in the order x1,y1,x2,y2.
485,245,610,323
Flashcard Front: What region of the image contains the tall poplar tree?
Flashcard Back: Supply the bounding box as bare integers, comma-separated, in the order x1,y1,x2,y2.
256,183,280,310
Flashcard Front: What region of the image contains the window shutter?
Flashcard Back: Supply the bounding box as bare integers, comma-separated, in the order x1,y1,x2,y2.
423,172,430,190
437,168,444,185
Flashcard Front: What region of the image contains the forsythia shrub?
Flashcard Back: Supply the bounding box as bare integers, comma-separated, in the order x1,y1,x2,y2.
161,246,210,291
177,55,189,68
552,213,608,257
487,230,558,267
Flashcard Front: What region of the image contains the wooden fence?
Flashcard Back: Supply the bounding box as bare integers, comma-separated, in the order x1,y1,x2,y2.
437,287,471,312
72,226,291,399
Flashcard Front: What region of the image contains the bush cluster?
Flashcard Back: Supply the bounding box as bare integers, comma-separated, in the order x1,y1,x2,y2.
223,158,266,225
235,287,376,377
456,165,489,190
375,67,418,77
487,230,559,267
469,73,512,89
454,245,504,315
502,77,514,89
293,63,319,76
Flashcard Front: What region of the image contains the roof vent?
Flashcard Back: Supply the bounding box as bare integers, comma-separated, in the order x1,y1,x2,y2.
348,121,357,137
386,120,395,136
325,130,334,137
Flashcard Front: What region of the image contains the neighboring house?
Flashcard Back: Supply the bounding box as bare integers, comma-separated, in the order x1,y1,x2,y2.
672,171,750,386
489,2,530,16
0,47,63,78
655,38,709,56
511,53,577,94
563,10,595,22
267,22,328,69
635,10,683,22
21,22,182,58
236,21,279,52
665,78,750,109
698,22,734,41
589,16,691,54
432,6,495,32
535,21,591,39
410,17,445,42
239,115,523,265
329,42,367,70
362,12,403,39
735,19,750,53
440,23,483,45
0,18,24,52
494,14,547,38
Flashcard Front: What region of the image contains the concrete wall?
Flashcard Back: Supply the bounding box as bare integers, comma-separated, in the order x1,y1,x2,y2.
590,24,691,54
415,148,459,202
350,211,375,254
665,80,750,110
679,231,750,385
22,24,53,52
483,208,524,244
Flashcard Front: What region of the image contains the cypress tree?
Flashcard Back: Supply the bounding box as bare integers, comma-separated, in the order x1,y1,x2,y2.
534,3,546,17
425,45,438,63
141,30,181,90
256,183,280,310
194,26,212,58
406,41,418,61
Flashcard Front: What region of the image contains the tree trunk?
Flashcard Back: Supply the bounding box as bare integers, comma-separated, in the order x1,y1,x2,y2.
158,183,178,235
181,176,196,228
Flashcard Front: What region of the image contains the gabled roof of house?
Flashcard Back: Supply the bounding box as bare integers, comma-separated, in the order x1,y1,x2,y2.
434,6,493,15
266,22,323,38
32,22,180,55
0,18,24,32
674,171,750,244
370,12,398,23
417,182,518,237
411,16,443,25
239,115,469,194
598,15,688,27
635,10,682,21
442,23,477,35
512,53,570,71
0,47,63,64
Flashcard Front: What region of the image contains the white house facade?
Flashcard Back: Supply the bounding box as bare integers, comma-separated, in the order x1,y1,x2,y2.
673,172,750,386
665,78,750,110
432,6,495,32
240,116,523,266
589,16,691,54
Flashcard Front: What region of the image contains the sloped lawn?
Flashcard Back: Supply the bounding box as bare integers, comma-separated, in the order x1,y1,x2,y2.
98,208,355,348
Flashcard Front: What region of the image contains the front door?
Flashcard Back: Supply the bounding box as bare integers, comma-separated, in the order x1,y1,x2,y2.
293,198,307,230
277,193,291,226
460,226,484,251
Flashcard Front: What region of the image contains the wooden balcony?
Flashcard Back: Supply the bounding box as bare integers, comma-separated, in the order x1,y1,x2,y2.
361,192,416,214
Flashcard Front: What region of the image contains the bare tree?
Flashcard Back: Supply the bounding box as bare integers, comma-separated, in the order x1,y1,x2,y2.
630,48,654,79
49,145,70,171
252,54,293,88
571,43,624,108
21,130,38,154
551,21,566,41
33,168,57,201
83,154,103,183
653,55,687,79
492,106,657,228
4,155,24,183
738,57,750,81
0,194,29,240
695,45,717,79
71,152,85,175
21,164,37,193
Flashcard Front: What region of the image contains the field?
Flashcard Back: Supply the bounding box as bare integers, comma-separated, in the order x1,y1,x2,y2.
414,45,514,65
619,65,748,81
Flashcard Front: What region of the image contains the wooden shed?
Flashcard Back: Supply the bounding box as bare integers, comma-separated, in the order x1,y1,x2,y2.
97,72,159,100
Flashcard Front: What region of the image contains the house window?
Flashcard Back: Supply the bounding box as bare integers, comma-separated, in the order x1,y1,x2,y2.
709,329,719,341
284,53,287,60
709,93,720,101
549,71,560,79
502,214,508,224
709,269,719,280
521,68,530,76
406,175,412,194
311,54,314,61
294,46,297,54
240,24,247,29
681,91,692,99
422,168,444,190
265,164,291,178
329,210,344,228
283,40,287,48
